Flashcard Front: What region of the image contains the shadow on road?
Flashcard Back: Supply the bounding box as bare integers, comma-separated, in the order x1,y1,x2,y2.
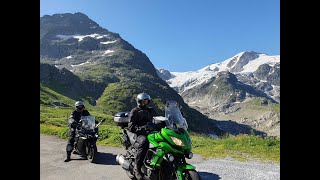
93,152,119,165
70,156,88,161
198,172,221,180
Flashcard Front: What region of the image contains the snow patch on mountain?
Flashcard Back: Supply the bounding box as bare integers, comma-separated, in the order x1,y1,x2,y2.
200,52,246,72
70,61,91,67
100,40,117,44
56,33,110,42
102,50,115,56
169,71,218,92
241,54,280,73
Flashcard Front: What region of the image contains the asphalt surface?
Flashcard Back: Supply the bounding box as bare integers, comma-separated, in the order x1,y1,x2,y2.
40,134,279,180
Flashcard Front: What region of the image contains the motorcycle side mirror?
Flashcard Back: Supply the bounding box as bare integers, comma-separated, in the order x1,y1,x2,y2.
95,118,106,128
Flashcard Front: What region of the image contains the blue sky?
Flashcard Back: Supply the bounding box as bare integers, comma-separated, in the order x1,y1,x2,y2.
40,0,280,72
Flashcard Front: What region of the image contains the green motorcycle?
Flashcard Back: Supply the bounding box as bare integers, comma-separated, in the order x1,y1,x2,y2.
115,100,201,180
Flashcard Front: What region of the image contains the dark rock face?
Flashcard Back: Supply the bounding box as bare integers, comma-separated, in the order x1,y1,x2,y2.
254,63,280,86
40,12,108,38
254,64,272,80
40,12,119,59
227,57,238,68
213,67,219,71
182,71,276,109
233,62,280,103
256,82,273,92
230,51,260,72
267,63,280,86
156,69,175,80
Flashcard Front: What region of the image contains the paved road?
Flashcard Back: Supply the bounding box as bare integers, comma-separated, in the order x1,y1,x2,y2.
40,134,279,180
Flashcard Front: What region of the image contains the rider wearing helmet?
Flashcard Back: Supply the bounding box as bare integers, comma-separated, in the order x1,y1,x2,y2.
64,101,91,162
128,92,157,179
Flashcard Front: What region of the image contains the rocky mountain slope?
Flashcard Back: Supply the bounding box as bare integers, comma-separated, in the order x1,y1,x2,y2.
40,12,223,135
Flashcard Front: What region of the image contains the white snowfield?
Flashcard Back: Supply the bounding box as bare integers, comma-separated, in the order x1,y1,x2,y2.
170,71,218,92
70,61,91,67
102,50,115,56
167,52,280,93
241,54,279,73
56,33,110,42
100,40,117,44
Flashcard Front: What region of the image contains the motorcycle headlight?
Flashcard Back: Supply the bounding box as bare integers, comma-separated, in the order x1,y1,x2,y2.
187,152,193,159
170,136,185,146
166,153,175,162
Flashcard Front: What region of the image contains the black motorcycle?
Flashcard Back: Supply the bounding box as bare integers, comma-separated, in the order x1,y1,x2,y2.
73,115,105,163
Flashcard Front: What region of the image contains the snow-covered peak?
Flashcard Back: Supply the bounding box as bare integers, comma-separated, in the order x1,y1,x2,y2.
200,52,279,74
199,52,244,71
156,69,176,81
160,51,280,94
241,54,279,73
168,70,218,92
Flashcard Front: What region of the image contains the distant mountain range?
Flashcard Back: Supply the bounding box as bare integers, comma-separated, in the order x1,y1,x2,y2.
157,51,279,102
157,51,280,136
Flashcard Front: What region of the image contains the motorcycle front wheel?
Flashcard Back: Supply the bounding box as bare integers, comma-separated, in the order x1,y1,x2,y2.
183,170,201,180
86,144,97,163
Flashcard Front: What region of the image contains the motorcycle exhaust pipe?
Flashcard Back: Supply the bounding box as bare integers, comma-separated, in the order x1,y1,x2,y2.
116,154,133,171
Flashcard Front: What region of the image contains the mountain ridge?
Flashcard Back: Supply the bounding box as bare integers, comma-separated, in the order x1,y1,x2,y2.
157,51,280,103
40,12,224,135
157,51,280,136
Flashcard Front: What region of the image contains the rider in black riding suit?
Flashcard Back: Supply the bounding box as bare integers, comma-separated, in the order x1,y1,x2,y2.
128,92,157,179
64,101,91,162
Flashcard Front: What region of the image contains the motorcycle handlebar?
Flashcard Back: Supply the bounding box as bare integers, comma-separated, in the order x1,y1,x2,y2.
95,118,106,128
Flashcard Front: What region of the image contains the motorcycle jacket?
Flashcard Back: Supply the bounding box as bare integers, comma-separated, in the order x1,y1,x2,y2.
128,106,157,135
69,109,90,128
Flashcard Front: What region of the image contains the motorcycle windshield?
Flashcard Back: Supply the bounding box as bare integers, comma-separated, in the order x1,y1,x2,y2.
81,115,95,130
165,101,188,131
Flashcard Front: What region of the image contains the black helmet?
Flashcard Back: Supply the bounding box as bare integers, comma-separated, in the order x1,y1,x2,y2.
136,93,151,105
75,101,85,110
